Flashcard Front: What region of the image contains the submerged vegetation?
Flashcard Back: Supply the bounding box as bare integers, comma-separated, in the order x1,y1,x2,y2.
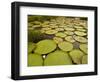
28,15,88,66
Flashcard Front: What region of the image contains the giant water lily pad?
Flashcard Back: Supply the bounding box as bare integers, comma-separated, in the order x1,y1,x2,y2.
41,27,51,31
82,55,88,64
69,49,85,64
76,28,86,32
74,31,87,36
74,26,83,29
34,40,56,54
53,37,63,44
28,42,36,53
64,31,74,35
28,53,43,66
80,44,88,54
45,30,58,34
55,28,64,31
65,36,75,43
64,27,75,31
74,36,87,43
55,32,66,38
44,50,72,66
58,41,73,51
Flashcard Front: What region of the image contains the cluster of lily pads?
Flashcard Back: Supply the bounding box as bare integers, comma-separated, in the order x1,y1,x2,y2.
28,16,88,66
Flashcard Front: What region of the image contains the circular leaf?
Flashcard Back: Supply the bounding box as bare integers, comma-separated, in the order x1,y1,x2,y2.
34,40,57,54
74,36,87,43
69,49,85,64
80,44,88,54
74,31,87,36
65,36,75,43
58,41,73,51
44,50,72,66
55,32,66,38
28,53,43,66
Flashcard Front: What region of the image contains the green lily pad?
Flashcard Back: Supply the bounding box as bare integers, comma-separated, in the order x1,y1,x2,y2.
58,41,73,51
82,55,88,64
53,37,63,44
74,36,87,43
45,30,58,34
28,42,36,53
69,49,85,64
34,40,56,54
55,28,64,31
64,31,74,35
44,50,72,66
74,31,87,36
74,26,83,29
55,32,66,38
28,53,43,66
76,28,86,32
42,27,51,31
64,27,75,31
80,44,88,54
65,36,75,43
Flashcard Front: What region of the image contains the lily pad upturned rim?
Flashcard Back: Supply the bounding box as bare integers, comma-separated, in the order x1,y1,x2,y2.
74,36,87,43
65,36,75,43
74,31,87,36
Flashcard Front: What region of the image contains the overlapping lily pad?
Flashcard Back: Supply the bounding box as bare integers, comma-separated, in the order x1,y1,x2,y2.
28,53,43,66
45,30,58,35
58,41,73,51
53,37,63,44
69,49,85,64
34,40,57,54
80,44,87,54
65,36,75,43
28,42,36,53
76,28,86,32
44,50,72,66
74,31,87,36
55,32,66,38
74,36,87,43
64,27,75,31
64,31,74,35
